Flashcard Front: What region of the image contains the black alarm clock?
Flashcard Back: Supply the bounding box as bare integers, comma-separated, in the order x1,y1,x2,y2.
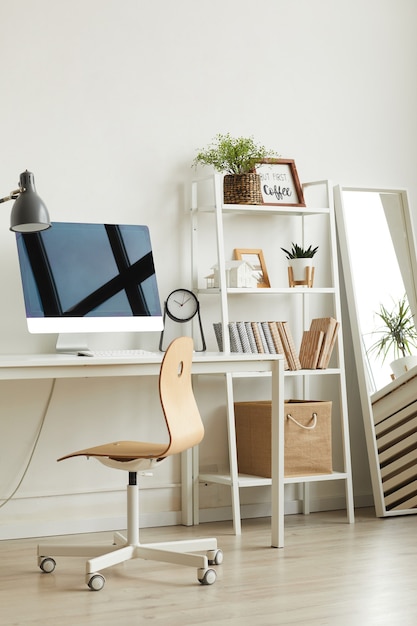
159,289,206,351
165,289,200,322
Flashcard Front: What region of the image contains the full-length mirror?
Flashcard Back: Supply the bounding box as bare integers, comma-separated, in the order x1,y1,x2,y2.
335,188,417,393
334,186,417,517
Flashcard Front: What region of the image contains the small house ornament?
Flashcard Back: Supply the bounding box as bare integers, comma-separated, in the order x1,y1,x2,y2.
210,261,257,288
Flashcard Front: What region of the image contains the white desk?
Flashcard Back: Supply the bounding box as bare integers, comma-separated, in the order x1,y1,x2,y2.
0,351,284,547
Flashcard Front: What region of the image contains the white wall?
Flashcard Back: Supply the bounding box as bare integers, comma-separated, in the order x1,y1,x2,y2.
1,0,416,537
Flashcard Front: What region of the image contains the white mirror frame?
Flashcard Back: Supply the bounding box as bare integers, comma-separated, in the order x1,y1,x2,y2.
334,185,417,517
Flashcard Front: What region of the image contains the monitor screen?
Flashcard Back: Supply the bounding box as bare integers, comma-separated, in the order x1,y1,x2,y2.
15,222,163,347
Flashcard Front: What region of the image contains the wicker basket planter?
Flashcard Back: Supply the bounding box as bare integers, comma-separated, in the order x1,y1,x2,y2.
223,173,263,205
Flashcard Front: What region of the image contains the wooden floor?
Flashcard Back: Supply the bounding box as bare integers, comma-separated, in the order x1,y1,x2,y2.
1,507,416,625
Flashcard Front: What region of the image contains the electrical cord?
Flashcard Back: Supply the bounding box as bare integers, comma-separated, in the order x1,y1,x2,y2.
0,378,57,510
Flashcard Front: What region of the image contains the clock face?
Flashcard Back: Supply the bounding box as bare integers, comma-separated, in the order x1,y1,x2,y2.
165,289,199,322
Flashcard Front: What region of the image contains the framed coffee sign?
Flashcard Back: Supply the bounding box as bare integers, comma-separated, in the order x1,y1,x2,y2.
255,158,305,207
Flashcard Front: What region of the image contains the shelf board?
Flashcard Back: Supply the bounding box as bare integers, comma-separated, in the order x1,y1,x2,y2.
284,367,341,377
194,203,330,217
226,368,341,378
198,287,336,295
199,472,271,487
284,471,348,484
199,470,348,488
223,204,331,216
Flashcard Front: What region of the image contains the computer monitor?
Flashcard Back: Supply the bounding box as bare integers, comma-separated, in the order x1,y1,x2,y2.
15,222,163,352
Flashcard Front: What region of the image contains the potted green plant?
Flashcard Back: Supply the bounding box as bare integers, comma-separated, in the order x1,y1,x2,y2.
281,243,319,287
193,133,278,204
368,294,417,378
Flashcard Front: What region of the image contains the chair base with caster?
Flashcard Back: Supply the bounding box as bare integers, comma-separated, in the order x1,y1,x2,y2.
38,472,223,589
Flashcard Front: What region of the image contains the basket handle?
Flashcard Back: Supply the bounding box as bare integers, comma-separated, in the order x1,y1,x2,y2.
286,412,317,430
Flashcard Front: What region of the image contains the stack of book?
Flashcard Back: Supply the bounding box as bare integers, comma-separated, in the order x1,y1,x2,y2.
298,317,339,369
213,321,301,370
213,316,339,370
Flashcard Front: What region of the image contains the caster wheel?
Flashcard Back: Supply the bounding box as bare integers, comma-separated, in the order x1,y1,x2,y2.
39,557,56,573
198,568,217,585
208,549,223,566
88,574,105,591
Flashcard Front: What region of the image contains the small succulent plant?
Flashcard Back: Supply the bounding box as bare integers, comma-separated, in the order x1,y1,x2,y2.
281,243,319,259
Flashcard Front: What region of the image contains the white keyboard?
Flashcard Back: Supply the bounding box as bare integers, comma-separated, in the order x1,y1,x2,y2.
77,349,158,358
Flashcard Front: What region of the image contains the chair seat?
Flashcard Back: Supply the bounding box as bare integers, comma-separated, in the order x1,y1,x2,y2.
58,440,169,462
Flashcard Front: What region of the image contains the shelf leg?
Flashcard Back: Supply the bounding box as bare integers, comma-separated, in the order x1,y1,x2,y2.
225,372,242,535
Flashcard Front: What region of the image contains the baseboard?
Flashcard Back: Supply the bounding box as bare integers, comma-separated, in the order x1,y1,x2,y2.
0,489,182,540
0,491,374,541
0,511,182,541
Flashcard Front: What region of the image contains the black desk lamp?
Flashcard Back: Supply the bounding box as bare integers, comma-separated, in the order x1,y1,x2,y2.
0,170,51,232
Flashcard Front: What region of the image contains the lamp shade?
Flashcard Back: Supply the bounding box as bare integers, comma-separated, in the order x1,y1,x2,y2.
10,171,51,232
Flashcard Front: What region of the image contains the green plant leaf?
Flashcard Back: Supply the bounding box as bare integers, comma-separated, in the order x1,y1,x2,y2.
280,242,319,259
192,133,278,175
367,295,417,363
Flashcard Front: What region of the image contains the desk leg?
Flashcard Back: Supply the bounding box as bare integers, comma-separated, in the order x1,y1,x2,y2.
303,483,310,514
192,443,200,525
271,358,285,548
181,448,193,526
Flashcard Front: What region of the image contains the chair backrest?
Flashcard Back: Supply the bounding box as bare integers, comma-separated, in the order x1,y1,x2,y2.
159,336,204,457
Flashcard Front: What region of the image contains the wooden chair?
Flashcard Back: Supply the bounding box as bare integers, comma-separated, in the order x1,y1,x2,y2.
37,337,222,590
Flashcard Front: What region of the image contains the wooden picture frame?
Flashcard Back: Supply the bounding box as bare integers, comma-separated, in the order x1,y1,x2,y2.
255,158,306,207
234,248,270,288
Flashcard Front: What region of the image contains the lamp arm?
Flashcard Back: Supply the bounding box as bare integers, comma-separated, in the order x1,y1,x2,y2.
0,189,21,203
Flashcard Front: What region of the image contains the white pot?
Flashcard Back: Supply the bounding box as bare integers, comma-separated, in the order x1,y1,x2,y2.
289,258,313,282
389,355,417,378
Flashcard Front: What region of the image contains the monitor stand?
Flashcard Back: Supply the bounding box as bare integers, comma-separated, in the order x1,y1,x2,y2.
56,333,90,354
